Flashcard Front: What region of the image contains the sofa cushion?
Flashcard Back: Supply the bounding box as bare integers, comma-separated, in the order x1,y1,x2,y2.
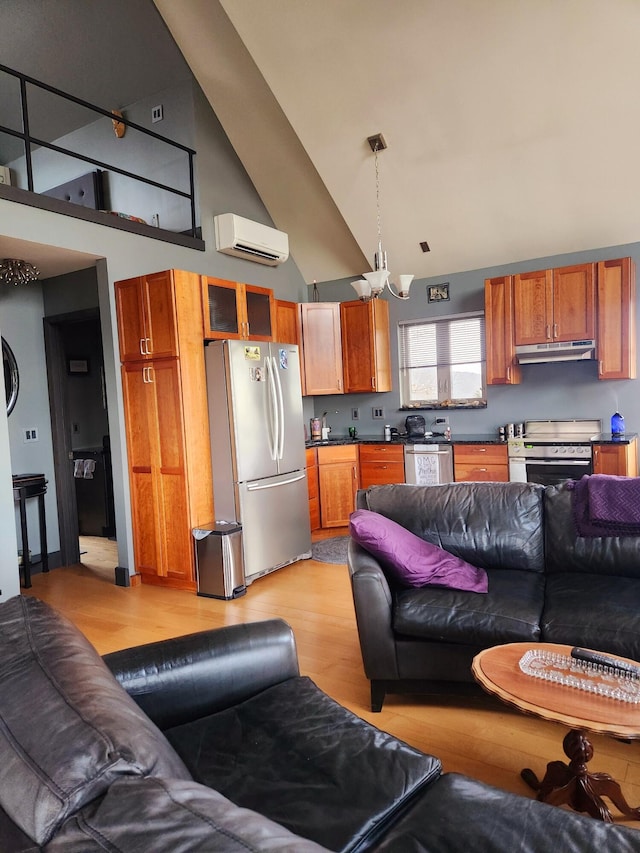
44,777,329,852
393,568,545,645
0,596,190,845
360,482,546,573
349,509,488,592
545,482,640,578
542,574,640,659
370,773,640,852
165,675,441,853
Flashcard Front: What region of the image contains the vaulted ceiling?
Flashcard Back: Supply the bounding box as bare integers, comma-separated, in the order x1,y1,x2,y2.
154,0,640,285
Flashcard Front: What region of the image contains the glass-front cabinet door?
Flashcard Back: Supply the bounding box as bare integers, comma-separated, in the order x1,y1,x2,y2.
201,277,274,341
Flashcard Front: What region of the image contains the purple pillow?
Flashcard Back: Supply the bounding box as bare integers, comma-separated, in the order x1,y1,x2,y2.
349,509,488,593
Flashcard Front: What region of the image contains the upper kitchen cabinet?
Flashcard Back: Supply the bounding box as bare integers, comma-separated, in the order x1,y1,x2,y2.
298,302,343,395
115,271,181,362
597,258,637,380
201,276,274,341
340,298,392,393
513,263,595,346
274,299,300,345
484,275,521,385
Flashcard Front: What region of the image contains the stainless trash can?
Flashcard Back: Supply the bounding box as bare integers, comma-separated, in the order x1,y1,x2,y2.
193,522,246,599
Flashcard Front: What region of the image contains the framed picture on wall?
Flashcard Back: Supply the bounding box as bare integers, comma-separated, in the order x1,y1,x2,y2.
68,358,89,375
428,283,450,303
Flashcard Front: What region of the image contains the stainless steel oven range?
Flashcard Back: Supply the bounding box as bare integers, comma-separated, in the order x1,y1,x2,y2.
508,419,601,486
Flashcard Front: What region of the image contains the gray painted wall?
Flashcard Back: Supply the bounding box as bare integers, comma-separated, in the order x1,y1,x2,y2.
311,242,640,440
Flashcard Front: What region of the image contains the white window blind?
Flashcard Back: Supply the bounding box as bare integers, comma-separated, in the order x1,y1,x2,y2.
398,312,486,408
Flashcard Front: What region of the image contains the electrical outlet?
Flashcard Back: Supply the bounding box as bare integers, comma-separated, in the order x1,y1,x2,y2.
434,416,449,425
351,407,360,421
151,213,160,227
24,427,38,442
372,407,385,420
151,104,163,123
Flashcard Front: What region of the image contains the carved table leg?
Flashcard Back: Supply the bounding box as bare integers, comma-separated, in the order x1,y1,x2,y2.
521,729,640,822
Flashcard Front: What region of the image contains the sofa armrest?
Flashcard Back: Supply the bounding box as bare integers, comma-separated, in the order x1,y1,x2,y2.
348,540,399,681
103,619,299,730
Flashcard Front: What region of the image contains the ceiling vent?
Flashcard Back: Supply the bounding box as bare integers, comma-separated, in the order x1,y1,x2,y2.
214,213,289,266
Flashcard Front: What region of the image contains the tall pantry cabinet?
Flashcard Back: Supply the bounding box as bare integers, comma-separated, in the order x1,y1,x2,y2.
115,269,213,589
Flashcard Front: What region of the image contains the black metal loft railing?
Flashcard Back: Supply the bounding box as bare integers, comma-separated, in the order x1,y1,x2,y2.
0,62,197,236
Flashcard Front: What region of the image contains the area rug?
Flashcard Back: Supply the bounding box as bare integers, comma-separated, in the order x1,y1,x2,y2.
311,536,350,564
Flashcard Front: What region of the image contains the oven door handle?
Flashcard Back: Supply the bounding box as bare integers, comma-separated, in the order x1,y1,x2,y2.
524,459,591,466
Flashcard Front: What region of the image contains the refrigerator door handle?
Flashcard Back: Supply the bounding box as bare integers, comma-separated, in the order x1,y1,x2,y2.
264,356,279,461
271,355,285,460
246,473,306,491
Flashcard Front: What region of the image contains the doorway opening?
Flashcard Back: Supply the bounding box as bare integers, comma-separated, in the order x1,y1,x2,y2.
44,308,116,569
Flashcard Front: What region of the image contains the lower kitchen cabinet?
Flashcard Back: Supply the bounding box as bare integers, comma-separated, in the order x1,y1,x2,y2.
453,443,509,482
317,444,359,528
306,447,320,532
593,438,638,477
359,444,405,488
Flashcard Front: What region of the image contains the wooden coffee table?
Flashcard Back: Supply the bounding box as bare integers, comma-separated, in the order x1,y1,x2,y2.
472,642,640,822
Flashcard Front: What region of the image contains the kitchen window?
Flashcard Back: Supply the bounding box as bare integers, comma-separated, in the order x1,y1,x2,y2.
398,312,487,409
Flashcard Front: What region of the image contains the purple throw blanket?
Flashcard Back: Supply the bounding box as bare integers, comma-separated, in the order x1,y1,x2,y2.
568,474,640,537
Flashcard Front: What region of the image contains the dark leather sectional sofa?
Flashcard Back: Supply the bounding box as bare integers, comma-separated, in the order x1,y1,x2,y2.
2,595,640,851
348,480,640,712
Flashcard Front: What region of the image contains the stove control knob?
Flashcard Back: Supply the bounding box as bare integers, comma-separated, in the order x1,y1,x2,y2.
552,447,559,454
568,447,575,454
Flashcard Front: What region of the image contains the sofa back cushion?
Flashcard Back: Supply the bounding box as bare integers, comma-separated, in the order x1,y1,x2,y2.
359,482,545,573
0,596,190,845
545,481,640,577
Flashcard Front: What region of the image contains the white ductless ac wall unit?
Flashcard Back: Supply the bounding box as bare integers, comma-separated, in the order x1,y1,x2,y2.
214,213,289,266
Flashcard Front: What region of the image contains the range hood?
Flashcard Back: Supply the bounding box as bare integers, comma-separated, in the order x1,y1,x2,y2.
515,340,596,364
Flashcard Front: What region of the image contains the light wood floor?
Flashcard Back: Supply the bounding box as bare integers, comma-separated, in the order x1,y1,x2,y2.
22,534,640,829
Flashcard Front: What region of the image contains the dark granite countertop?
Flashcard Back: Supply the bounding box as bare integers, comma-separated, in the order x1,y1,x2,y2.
305,433,505,448
306,432,638,449
591,433,638,445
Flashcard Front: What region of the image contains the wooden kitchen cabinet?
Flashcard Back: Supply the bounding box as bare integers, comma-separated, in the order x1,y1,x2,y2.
359,444,405,488
298,302,343,395
340,299,392,393
593,438,638,477
484,275,521,385
317,444,358,528
306,447,320,531
201,276,274,341
115,271,180,362
597,257,637,380
513,263,595,346
117,269,214,590
274,299,300,345
453,443,508,482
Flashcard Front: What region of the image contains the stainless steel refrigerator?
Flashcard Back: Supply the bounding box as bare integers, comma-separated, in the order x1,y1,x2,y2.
204,339,311,584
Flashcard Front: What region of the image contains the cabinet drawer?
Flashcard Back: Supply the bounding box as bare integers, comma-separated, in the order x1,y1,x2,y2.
453,444,507,465
454,463,509,482
359,444,404,464
317,444,358,464
360,461,405,489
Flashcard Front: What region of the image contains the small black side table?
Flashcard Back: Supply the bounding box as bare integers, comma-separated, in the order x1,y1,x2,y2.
12,473,49,589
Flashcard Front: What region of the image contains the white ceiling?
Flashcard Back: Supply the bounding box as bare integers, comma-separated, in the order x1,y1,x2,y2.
154,0,640,285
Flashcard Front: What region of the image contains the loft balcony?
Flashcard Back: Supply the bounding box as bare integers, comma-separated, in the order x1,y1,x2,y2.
0,63,204,251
